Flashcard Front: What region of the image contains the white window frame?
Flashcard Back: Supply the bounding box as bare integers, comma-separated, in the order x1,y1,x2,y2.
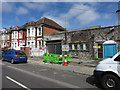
19,31,22,39
15,31,18,39
31,28,34,36
27,28,30,37
37,26,42,36
8,35,10,40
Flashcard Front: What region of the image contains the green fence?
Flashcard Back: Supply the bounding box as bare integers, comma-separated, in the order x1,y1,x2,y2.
43,53,72,64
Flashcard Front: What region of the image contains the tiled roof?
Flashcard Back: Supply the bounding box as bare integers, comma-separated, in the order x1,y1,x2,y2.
11,26,20,30
36,17,65,31
13,17,65,31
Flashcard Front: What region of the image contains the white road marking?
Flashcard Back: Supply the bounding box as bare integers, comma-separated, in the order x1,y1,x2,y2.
7,65,81,88
6,76,31,90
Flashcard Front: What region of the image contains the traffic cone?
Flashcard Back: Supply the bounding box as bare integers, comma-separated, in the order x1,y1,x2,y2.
64,57,67,66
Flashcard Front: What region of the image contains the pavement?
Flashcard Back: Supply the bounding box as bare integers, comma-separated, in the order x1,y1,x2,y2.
28,57,100,76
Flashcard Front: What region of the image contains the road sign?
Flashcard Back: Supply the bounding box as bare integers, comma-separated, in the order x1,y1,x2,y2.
93,46,101,48
62,45,69,51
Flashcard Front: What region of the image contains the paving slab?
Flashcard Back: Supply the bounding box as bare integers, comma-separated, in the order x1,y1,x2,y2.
28,59,96,75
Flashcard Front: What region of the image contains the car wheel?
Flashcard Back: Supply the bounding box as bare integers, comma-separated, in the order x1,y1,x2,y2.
11,59,14,64
101,74,120,89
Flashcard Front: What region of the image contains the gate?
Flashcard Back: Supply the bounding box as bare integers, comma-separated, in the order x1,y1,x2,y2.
46,40,62,54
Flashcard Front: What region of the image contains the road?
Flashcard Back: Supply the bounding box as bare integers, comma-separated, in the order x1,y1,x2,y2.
1,60,101,89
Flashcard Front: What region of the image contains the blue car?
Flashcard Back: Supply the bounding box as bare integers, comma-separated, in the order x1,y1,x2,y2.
2,50,27,64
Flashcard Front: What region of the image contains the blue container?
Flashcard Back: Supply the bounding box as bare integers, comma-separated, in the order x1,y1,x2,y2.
103,40,117,59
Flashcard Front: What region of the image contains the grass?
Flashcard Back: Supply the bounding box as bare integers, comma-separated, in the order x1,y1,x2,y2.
92,57,103,61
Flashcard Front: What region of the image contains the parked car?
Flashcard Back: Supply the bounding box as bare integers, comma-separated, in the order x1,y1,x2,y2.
94,52,120,89
2,50,8,55
2,50,27,64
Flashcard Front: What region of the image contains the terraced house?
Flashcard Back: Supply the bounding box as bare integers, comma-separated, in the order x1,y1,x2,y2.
1,17,65,55
1,29,11,49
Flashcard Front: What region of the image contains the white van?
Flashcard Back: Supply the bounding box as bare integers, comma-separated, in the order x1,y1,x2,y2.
94,52,120,89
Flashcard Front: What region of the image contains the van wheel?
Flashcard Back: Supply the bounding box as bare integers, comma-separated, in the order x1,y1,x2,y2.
101,74,120,89
11,59,14,64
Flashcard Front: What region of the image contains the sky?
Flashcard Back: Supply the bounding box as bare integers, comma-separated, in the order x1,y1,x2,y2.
1,0,119,30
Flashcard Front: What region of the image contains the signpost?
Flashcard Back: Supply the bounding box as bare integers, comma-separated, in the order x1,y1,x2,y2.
62,45,69,51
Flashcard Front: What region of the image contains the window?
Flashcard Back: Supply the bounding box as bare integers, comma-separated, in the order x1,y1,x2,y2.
12,43,14,48
15,32,17,38
28,28,30,36
8,35,9,40
7,42,9,46
69,44,72,50
28,42,30,46
39,41,41,47
15,51,26,55
85,44,89,51
15,43,17,48
74,44,77,50
31,42,34,47
38,27,41,35
7,51,14,55
13,32,14,39
19,31,22,38
114,55,120,61
32,28,34,35
80,44,83,50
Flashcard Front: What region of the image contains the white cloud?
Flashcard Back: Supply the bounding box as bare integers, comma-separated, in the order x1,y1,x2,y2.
23,2,47,12
77,10,99,25
42,3,100,29
17,7,29,15
61,3,100,26
2,2,14,13
104,14,111,19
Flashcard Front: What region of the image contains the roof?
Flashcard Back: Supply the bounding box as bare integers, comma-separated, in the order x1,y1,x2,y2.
68,26,101,32
36,17,65,31
20,17,65,31
11,26,20,30
103,40,117,44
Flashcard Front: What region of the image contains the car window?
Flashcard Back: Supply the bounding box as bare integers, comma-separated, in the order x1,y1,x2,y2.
7,51,14,54
15,51,26,55
114,55,120,61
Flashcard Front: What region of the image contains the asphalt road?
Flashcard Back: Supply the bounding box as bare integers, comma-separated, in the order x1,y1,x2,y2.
2,60,101,90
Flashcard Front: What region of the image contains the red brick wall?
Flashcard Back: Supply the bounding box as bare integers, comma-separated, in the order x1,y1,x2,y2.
43,26,60,35
23,31,27,45
20,47,29,58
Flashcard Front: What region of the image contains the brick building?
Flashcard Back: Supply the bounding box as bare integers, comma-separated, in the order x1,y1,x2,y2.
1,29,11,49
1,17,65,53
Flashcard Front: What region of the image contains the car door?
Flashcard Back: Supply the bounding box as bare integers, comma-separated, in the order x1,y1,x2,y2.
4,51,9,60
7,51,14,61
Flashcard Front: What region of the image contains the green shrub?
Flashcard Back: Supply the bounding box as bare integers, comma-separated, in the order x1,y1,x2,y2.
92,57,103,61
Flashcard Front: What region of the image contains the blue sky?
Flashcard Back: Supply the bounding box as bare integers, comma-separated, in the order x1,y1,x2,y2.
2,1,119,30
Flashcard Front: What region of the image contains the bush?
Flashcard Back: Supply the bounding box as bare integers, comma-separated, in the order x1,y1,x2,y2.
8,48,15,50
92,57,103,61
